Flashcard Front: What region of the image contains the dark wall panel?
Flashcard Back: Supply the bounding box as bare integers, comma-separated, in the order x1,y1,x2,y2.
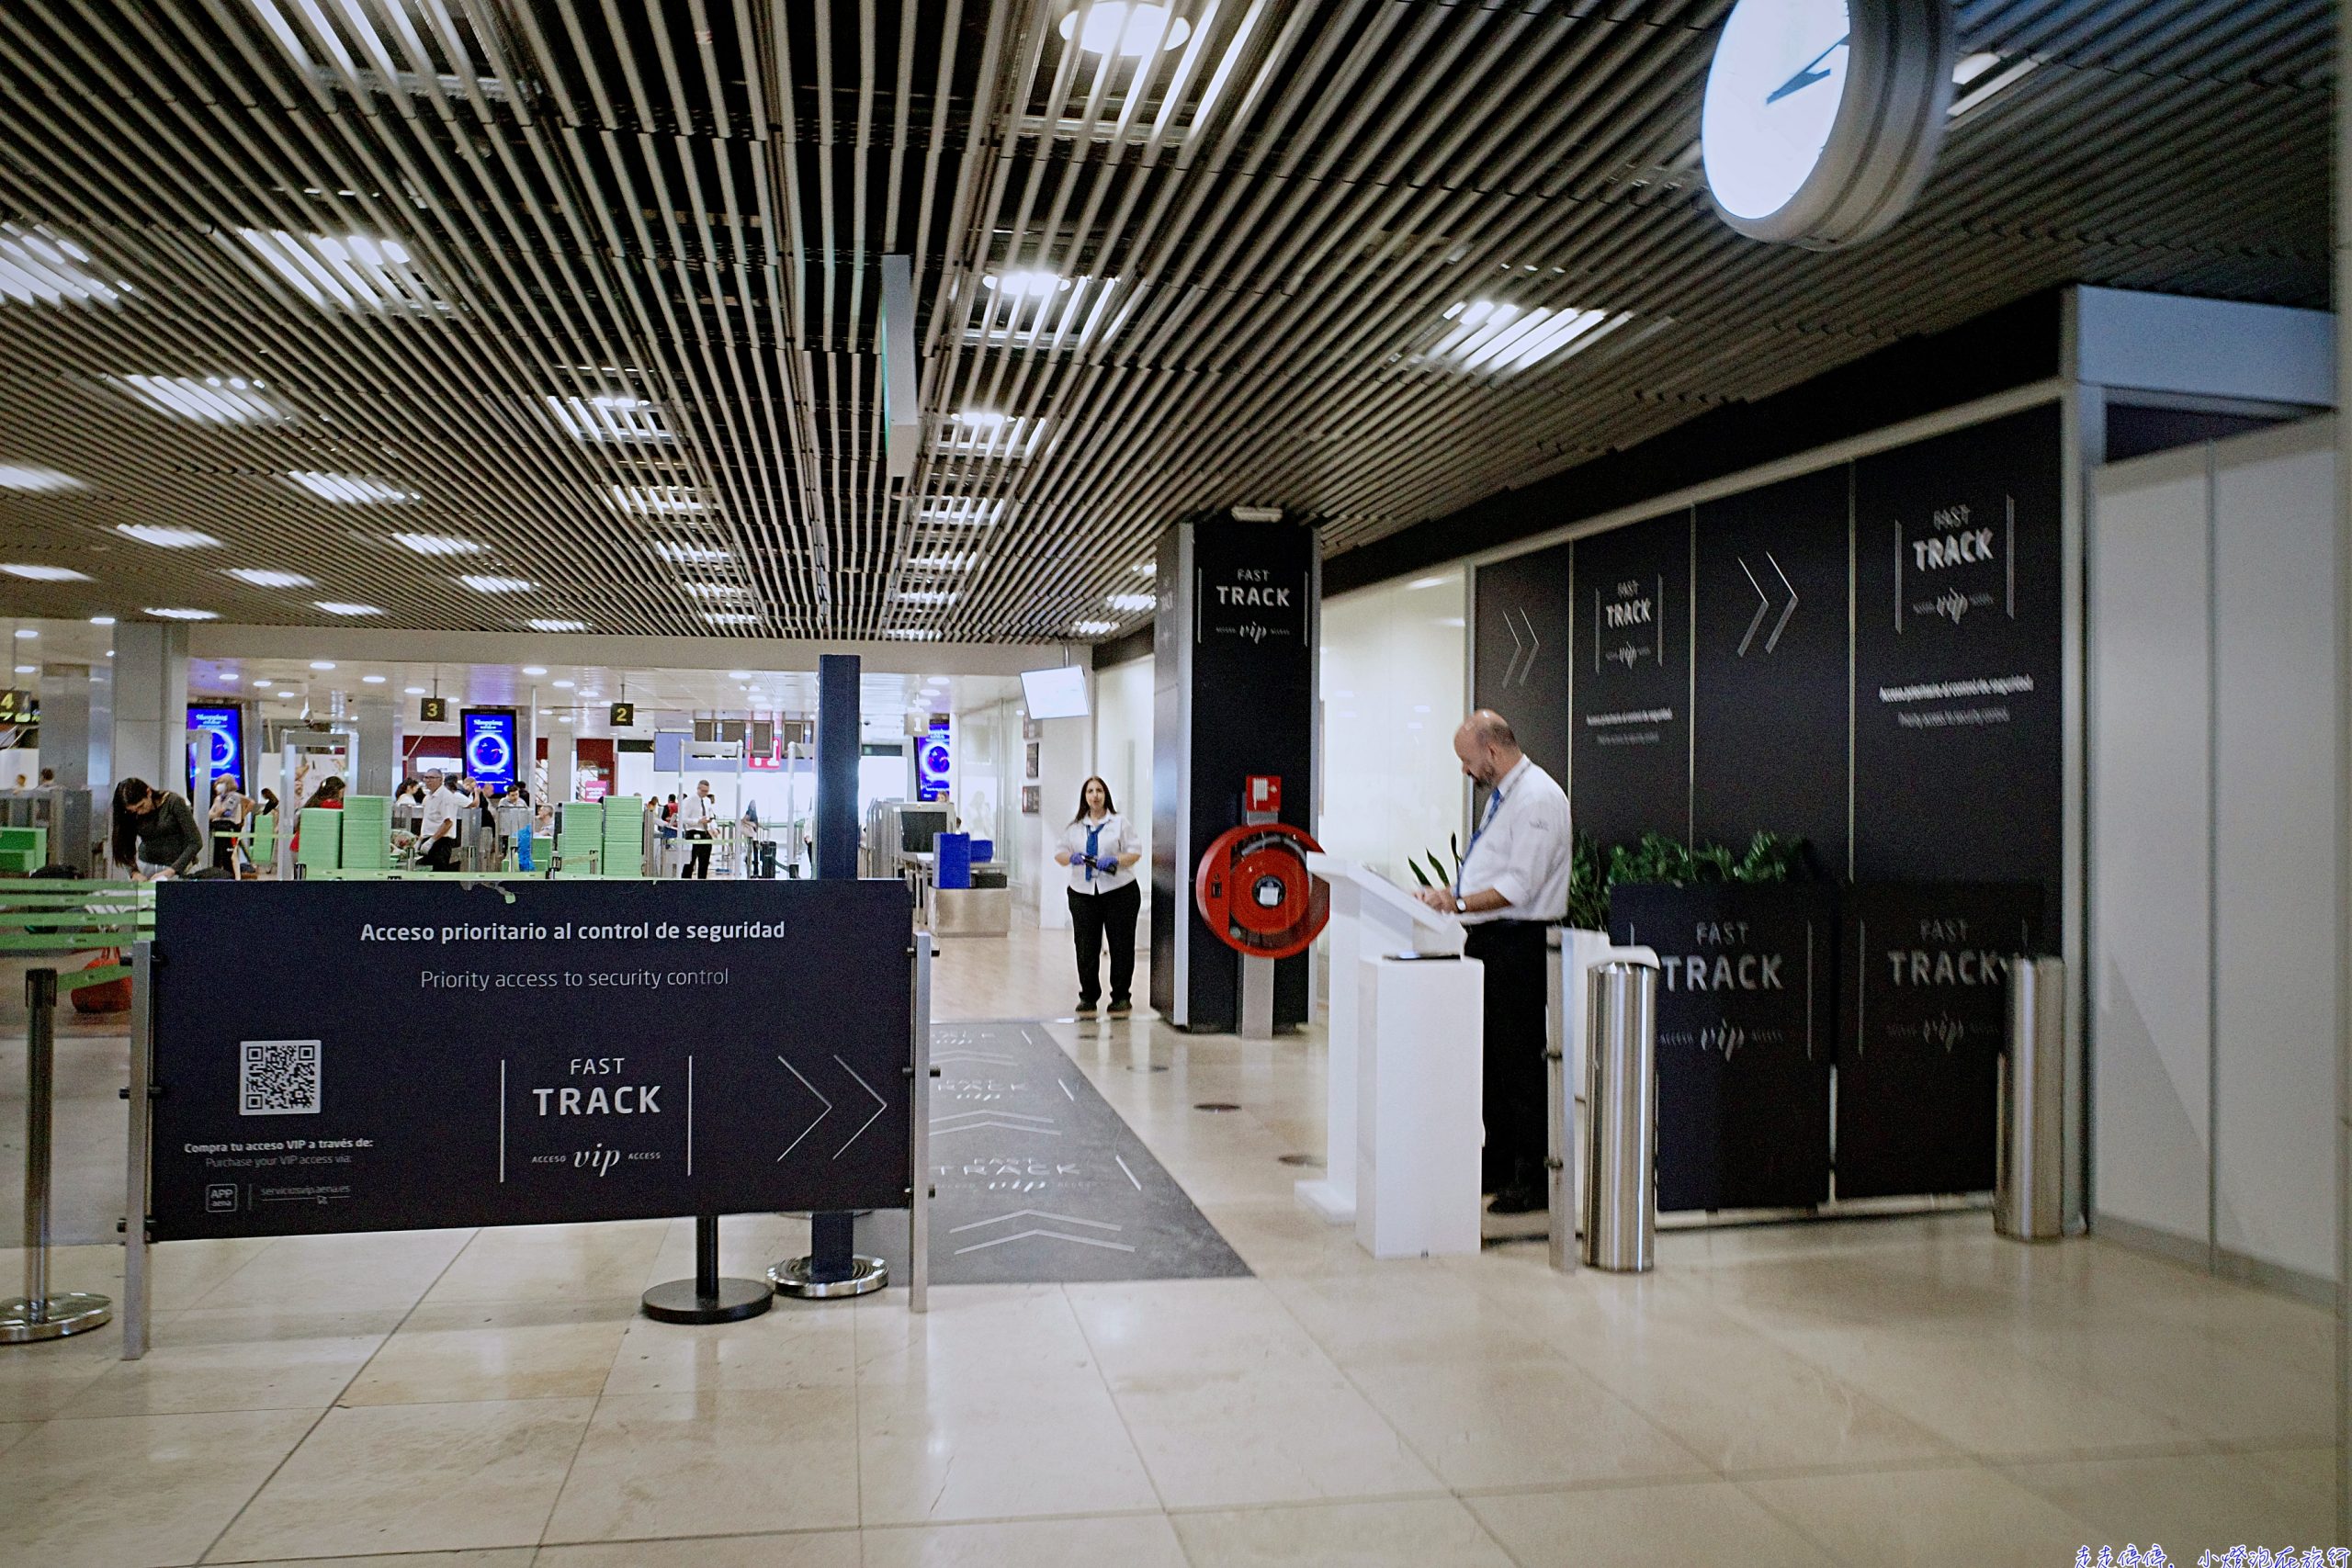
1473,539,1572,786
1691,467,1852,876
1851,406,2064,934
1567,511,1692,851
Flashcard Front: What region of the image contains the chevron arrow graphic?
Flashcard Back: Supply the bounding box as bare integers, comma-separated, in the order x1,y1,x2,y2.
1764,551,1799,652
774,1055,832,1162
1736,558,1770,657
1513,607,1542,686
831,1055,888,1159
1501,605,1528,687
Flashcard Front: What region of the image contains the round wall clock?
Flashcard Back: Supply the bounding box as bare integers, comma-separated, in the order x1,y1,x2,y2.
1700,0,1955,248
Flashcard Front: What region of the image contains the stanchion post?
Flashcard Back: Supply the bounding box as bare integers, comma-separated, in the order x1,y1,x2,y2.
122,942,153,1359
640,1213,772,1325
910,932,932,1316
4,966,112,1344
1581,959,1658,1274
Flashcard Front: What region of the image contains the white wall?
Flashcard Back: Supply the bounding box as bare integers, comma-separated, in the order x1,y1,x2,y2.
2090,416,2339,1287
1317,570,1469,887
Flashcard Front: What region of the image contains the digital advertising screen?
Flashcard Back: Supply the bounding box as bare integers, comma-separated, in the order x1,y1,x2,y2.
459,708,519,791
916,717,952,802
187,705,245,796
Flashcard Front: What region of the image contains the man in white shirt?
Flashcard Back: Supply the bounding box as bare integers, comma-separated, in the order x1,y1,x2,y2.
417,770,471,873
678,780,718,879
1417,709,1571,1213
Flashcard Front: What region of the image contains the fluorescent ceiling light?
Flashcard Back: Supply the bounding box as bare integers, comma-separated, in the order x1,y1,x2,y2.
362,674,386,683
914,496,1004,527
144,607,216,621
288,471,413,503
1428,300,1628,374
232,228,442,312
682,582,747,599
89,615,115,626
458,574,534,593
310,660,336,671
1408,575,1451,590
934,412,1041,459
983,270,1068,299
971,273,1121,349
1132,561,1154,575
1057,2,1192,56
391,533,481,556
725,670,755,680
527,620,588,632
884,628,942,641
111,374,283,424
702,612,759,626
404,686,425,694
546,393,673,443
254,678,274,687
1106,592,1153,613
1,563,89,581
610,485,703,513
558,714,574,723
552,679,575,689
315,602,385,616
11,664,31,675
897,590,956,606
1949,55,2039,118
1072,619,1118,637
226,568,313,588
907,554,971,570
653,542,729,564
119,525,220,548
0,465,83,492
0,223,119,307
218,673,239,683
521,666,548,675
13,628,34,639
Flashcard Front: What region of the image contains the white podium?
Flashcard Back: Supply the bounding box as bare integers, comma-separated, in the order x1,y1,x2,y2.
1300,856,1464,1224
1355,953,1485,1258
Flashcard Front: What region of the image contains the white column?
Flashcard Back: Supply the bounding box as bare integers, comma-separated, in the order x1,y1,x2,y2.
355,690,397,796
109,622,187,797
2335,0,2351,1532
37,663,98,788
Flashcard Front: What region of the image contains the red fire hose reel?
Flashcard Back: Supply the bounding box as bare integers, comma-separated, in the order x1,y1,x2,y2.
1193,821,1329,961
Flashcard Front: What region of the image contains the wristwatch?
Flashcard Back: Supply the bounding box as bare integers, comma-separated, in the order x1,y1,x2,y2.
1453,896,1468,915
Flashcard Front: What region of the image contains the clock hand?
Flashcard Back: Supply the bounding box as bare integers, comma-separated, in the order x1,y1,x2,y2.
1765,33,1849,104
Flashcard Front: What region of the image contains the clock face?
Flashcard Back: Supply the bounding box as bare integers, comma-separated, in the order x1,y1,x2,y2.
1702,0,1857,223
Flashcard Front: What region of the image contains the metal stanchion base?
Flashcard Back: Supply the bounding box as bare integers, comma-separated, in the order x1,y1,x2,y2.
768,1254,888,1299
0,1292,112,1343
639,1275,774,1325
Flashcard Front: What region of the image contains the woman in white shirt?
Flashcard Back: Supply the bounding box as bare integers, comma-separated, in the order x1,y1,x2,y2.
1055,776,1142,1017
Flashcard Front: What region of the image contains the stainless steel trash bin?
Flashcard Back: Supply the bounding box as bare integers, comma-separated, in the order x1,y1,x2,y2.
1996,955,2065,1241
1582,959,1657,1272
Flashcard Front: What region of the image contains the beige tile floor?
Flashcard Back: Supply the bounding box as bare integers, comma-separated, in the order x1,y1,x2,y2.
0,917,2335,1566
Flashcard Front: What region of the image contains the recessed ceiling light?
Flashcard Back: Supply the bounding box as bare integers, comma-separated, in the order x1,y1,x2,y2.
227,568,313,589
1132,561,1154,575
232,228,442,312
403,685,425,694
1073,620,1117,636
309,660,336,671
907,554,971,571
726,669,755,680
1428,300,1628,374
898,590,956,606
1,563,89,581
458,574,534,593
254,678,273,687
526,619,587,633
546,394,672,443
144,607,217,621
11,665,33,675
610,485,703,514
884,628,942,641
361,673,387,683
89,615,115,626
1106,592,1153,613
288,471,413,504
219,673,239,683
119,525,220,548
914,497,1003,527
552,679,575,689
0,223,120,307
1948,55,2038,118
682,582,747,598
391,533,481,556
582,690,602,700
0,465,84,492
315,602,385,616
935,412,1041,458
110,374,283,423
702,612,759,626
1408,576,1450,590
652,543,729,563
12,628,34,640
982,270,1068,299
1057,2,1192,56
521,665,548,676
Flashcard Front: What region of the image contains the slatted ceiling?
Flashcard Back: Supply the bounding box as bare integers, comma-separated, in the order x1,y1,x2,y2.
0,4,2326,644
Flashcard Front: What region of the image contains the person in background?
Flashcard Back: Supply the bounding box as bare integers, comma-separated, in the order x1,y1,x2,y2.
1414,709,1572,1216
256,788,278,817
109,777,204,880
290,775,345,859
208,773,247,872
679,779,717,878
37,767,53,786
417,769,469,872
393,778,422,835
1055,776,1142,1018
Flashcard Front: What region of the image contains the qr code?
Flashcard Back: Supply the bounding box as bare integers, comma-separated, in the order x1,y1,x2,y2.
240,1039,322,1116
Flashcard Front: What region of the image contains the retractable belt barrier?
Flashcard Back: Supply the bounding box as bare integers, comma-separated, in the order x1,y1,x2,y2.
118,878,930,1357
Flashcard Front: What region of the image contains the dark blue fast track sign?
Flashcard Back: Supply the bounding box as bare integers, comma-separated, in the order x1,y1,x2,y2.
147,879,913,1240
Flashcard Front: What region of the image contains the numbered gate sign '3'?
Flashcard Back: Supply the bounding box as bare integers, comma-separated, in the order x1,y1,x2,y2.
1700,0,1955,248
1193,822,1329,961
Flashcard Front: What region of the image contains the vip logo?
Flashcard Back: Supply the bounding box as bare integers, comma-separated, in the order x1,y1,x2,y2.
574,1145,622,1178
1698,1023,1747,1061
1922,1013,1967,1051
1605,642,1645,670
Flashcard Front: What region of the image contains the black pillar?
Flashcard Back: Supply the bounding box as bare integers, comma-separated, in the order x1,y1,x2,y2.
814,653,859,879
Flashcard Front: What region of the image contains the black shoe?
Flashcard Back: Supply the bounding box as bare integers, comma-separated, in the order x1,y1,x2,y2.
1486,1186,1545,1215
1106,999,1132,1017
1075,998,1098,1017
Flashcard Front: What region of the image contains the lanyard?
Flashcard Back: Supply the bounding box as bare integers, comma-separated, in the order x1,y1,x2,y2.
1455,784,1507,896
1084,819,1102,883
